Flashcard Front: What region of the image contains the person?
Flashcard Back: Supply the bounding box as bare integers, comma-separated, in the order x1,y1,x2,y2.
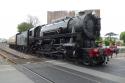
114,44,119,56
109,43,114,58
109,43,119,58
98,41,103,48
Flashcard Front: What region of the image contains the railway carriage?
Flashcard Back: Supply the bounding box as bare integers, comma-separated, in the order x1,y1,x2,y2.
8,35,16,48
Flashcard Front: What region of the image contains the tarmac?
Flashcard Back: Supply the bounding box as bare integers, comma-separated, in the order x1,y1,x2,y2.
0,65,34,83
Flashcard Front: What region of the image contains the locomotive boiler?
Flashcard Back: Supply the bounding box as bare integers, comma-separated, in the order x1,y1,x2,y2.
8,11,112,65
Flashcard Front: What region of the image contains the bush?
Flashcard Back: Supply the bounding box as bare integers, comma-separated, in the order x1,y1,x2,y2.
104,40,110,46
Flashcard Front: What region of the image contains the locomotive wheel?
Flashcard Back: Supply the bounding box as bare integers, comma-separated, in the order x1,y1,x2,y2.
97,61,105,65
82,56,99,66
51,54,58,59
82,56,91,65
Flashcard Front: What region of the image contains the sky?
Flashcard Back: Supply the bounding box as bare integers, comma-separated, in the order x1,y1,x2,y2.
0,0,125,39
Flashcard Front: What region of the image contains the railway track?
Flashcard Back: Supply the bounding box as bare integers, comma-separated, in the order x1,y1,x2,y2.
0,50,16,64
0,45,46,64
0,49,55,83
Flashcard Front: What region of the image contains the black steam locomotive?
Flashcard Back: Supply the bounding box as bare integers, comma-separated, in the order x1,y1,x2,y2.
8,12,112,65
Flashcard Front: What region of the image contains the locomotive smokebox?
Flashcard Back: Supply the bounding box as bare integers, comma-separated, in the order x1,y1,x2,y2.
68,12,100,40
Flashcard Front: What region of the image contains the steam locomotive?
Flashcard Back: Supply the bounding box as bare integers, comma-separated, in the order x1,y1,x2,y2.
8,11,112,65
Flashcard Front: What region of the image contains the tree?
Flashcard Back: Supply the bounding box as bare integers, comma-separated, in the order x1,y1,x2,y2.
17,22,33,32
27,15,40,27
104,39,110,46
17,15,40,32
120,31,125,43
105,32,118,41
95,37,102,45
